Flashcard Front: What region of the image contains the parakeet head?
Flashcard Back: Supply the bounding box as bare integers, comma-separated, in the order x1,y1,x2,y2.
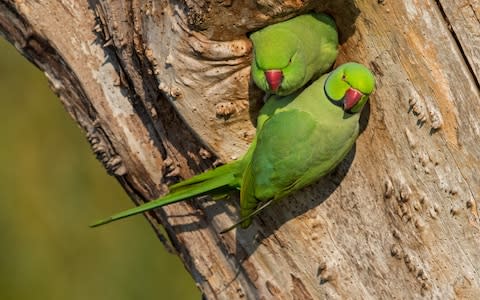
250,29,306,96
324,62,375,114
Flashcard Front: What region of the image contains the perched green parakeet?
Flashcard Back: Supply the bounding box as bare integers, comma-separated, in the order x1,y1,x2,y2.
250,13,339,96
91,63,375,231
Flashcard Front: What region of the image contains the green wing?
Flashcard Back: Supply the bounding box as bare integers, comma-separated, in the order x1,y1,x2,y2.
238,109,324,227
251,110,321,201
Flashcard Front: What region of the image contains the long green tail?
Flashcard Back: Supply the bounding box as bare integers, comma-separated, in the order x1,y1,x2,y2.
90,162,241,227
168,162,239,191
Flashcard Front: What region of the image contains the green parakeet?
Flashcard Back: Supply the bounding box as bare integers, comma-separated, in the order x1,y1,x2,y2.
90,63,375,231
250,13,339,96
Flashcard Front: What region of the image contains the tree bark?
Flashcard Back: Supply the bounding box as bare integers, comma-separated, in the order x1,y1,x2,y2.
1,0,479,298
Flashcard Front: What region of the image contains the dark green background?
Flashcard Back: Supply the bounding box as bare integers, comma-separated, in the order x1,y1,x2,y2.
0,38,199,299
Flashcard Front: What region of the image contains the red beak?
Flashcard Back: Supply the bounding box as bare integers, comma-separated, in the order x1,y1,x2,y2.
265,70,283,92
344,88,363,111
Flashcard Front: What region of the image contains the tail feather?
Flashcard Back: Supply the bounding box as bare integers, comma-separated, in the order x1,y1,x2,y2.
169,161,240,191
90,170,237,228
239,161,258,228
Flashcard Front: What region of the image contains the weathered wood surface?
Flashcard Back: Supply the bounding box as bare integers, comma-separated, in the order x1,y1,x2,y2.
1,0,479,298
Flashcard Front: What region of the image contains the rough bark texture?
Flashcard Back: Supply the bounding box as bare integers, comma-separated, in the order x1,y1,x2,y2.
1,0,479,298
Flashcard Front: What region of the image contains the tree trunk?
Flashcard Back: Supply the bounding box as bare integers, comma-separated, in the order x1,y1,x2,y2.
1,0,479,298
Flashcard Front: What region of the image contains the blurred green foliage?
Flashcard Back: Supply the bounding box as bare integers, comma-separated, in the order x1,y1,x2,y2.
0,38,199,300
